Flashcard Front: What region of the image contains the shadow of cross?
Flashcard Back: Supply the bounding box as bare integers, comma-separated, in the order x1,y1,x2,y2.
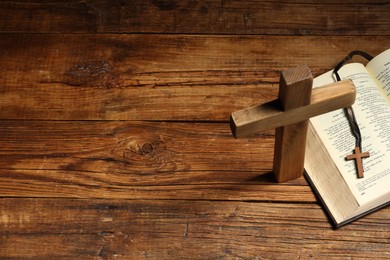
230,65,356,182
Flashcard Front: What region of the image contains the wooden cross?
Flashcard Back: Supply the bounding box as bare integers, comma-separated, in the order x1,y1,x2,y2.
230,65,356,182
346,147,370,178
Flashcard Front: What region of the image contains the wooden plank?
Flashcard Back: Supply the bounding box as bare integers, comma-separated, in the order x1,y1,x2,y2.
0,198,389,259
0,1,388,35
0,120,315,201
1,2,388,259
0,34,387,121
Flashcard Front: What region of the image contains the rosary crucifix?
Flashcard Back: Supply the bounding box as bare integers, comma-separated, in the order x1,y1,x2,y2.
334,50,373,178
230,65,361,182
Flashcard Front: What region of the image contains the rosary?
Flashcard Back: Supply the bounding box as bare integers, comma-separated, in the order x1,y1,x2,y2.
333,51,373,178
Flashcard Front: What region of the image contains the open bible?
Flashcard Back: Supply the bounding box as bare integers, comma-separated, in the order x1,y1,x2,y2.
304,48,390,227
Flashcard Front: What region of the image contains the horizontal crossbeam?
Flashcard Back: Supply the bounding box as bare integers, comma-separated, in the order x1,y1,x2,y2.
230,79,356,138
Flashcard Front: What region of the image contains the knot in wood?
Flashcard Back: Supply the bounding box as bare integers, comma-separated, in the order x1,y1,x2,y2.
66,60,112,78
64,60,117,88
140,143,153,155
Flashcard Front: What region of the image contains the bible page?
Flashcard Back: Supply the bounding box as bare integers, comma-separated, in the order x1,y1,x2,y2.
310,63,390,205
366,48,390,103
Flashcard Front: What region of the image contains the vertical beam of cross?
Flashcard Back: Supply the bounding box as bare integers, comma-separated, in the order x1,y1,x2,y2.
272,65,313,182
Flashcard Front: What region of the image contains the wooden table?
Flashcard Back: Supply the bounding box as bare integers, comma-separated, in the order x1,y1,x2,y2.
0,1,389,259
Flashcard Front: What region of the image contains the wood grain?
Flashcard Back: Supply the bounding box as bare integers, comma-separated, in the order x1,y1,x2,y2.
0,34,387,120
0,120,316,201
0,199,389,259
0,1,388,35
0,1,389,257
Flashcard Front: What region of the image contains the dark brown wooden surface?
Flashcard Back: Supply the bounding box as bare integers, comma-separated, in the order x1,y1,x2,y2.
0,0,389,35
0,1,389,259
